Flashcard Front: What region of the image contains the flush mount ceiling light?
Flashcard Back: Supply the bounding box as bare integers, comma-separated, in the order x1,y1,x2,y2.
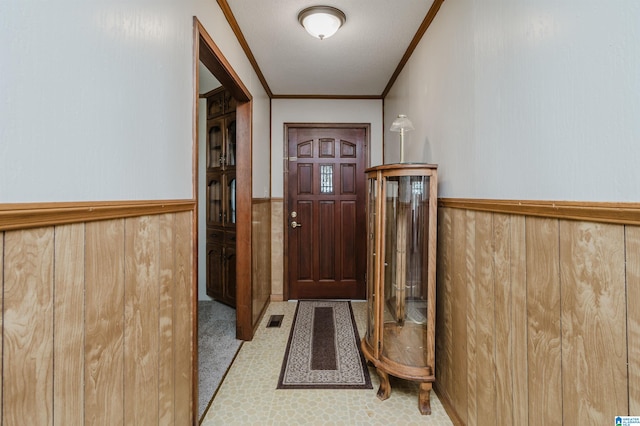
298,6,346,40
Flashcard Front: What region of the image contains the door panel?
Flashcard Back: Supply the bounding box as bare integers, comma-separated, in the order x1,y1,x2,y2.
287,126,367,300
225,243,236,305
296,201,313,280
206,243,223,300
341,200,357,279
318,200,335,280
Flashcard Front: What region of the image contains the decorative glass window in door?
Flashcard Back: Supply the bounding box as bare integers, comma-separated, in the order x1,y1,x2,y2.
320,164,334,194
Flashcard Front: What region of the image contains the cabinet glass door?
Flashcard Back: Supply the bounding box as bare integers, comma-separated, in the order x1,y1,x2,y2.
365,174,378,354
208,120,223,169
381,175,430,369
226,118,236,167
207,91,225,117
208,174,223,226
226,174,236,225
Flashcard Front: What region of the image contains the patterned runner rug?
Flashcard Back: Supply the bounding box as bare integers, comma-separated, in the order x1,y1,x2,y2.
277,300,372,389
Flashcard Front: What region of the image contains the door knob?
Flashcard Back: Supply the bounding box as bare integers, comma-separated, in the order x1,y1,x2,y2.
291,221,302,229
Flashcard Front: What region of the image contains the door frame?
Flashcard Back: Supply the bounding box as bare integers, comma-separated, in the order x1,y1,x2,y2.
193,16,253,420
194,18,253,338
283,122,371,301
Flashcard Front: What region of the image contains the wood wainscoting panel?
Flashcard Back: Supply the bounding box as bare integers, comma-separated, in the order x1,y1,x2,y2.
474,211,497,424
559,221,627,424
3,228,54,425
252,200,272,328
509,215,528,426
628,225,640,414
492,214,514,425
0,233,3,420
0,209,194,425
463,210,477,426
526,217,562,425
436,204,640,425
173,211,194,422
270,199,285,300
54,223,86,425
435,206,454,416
85,219,126,424
436,206,472,425
124,216,161,424
450,208,469,422
158,213,177,423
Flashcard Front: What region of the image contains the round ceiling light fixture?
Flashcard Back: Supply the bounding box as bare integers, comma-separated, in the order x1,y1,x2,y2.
298,6,346,40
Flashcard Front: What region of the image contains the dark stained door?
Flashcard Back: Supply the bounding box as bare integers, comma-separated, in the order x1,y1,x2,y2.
287,126,367,299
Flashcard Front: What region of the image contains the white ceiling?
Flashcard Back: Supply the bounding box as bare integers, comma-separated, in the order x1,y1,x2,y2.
225,0,437,97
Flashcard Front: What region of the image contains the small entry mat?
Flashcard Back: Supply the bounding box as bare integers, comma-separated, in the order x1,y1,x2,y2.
277,300,372,389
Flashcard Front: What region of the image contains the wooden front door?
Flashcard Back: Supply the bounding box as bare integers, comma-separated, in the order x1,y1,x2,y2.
287,126,368,300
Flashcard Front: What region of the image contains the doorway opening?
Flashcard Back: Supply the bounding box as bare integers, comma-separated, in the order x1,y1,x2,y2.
193,16,253,421
194,18,253,333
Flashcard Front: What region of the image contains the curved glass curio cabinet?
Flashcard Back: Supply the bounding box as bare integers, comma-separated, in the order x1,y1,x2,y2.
361,163,437,415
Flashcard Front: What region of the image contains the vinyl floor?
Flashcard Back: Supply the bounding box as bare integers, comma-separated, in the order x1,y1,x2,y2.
200,301,453,425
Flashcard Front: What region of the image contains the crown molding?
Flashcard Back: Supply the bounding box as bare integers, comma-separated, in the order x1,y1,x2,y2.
217,0,445,100
217,0,273,97
381,0,445,98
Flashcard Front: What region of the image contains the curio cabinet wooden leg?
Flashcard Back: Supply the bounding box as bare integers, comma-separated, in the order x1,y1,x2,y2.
418,382,432,415
376,368,391,401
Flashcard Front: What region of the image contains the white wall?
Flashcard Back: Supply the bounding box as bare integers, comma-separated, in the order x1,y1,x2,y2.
252,92,272,198
0,0,270,203
197,96,211,301
271,99,383,198
385,0,640,202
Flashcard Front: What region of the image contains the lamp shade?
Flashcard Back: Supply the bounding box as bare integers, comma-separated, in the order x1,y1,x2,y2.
390,114,415,132
390,114,414,163
298,6,346,40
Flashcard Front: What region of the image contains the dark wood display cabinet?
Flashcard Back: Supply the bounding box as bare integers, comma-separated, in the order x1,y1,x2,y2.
361,163,438,415
205,87,237,307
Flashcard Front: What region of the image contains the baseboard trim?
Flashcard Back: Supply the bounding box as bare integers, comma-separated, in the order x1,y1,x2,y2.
439,198,640,226
0,199,195,231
